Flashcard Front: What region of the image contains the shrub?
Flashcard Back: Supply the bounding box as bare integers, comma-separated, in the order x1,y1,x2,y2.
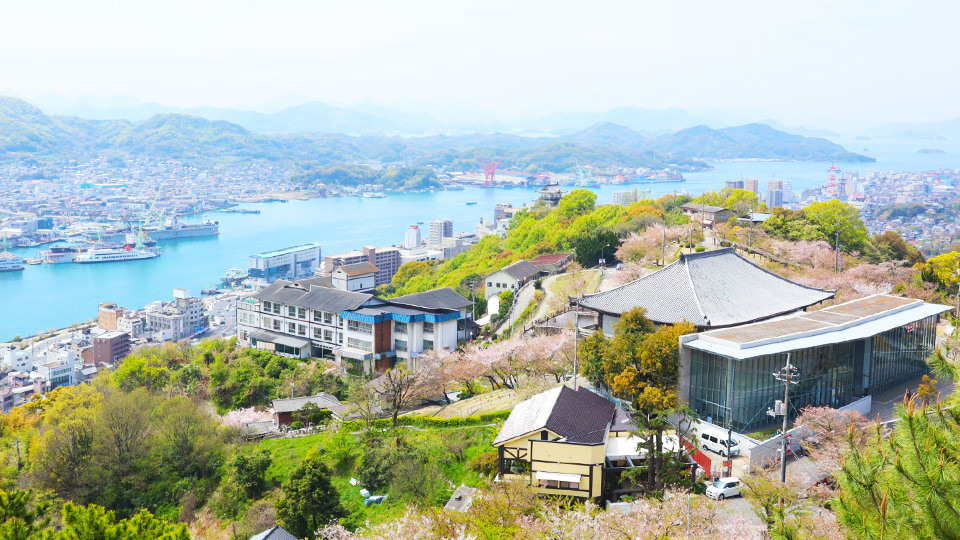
468,451,500,477
290,421,304,429
695,246,706,252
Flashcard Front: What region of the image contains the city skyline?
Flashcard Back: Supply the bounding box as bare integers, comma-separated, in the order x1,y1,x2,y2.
2,0,958,130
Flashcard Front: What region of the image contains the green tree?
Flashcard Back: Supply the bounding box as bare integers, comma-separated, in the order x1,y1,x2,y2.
558,189,597,218
232,450,272,499
802,200,870,253
55,503,189,540
0,489,51,540
275,452,346,538
835,400,960,539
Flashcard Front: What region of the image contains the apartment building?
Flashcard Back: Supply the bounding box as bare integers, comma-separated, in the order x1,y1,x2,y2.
145,289,208,342
93,331,131,364
322,245,402,287
428,219,453,246
236,277,472,374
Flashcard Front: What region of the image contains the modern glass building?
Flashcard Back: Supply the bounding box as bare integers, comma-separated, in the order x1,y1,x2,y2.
679,294,949,432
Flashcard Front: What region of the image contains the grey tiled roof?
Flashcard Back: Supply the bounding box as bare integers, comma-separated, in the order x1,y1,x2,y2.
272,393,348,416
497,260,542,281
255,280,372,312
682,203,727,213
250,526,298,540
392,287,473,310
494,386,615,446
578,248,834,328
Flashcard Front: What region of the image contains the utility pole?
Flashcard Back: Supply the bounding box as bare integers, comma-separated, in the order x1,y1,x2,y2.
834,228,841,274
661,222,667,266
955,267,960,329
770,354,799,483
572,294,581,390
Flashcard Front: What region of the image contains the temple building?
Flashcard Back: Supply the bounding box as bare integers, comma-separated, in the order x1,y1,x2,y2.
576,248,835,333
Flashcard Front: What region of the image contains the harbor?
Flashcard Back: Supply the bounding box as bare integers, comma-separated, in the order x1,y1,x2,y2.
0,141,957,340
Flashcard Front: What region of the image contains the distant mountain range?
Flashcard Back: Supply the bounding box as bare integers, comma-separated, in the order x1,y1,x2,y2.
0,96,874,169
870,117,960,140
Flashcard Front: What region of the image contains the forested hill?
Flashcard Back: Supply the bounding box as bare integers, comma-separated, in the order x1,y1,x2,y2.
0,96,873,168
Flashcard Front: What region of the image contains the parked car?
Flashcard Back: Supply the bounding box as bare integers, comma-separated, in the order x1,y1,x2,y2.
700,431,740,457
705,476,741,500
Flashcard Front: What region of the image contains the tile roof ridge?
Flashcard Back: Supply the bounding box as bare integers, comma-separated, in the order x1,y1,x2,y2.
681,254,709,325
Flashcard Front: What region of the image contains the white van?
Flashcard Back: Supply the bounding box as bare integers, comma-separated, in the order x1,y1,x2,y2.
699,431,740,457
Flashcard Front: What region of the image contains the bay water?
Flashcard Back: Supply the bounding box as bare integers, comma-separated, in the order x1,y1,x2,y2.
1,137,957,341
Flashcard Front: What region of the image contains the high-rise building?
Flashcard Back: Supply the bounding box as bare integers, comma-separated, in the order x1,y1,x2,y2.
428,219,453,246
404,225,421,249
765,189,785,208
744,179,759,194
724,180,744,190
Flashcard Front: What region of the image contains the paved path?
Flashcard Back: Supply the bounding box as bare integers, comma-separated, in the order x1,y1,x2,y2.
497,283,537,336
531,274,563,321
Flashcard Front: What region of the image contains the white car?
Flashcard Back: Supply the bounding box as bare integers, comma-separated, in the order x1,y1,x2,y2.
705,477,741,500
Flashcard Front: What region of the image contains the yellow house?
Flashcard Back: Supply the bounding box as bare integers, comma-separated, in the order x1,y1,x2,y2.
493,386,617,499
494,386,687,501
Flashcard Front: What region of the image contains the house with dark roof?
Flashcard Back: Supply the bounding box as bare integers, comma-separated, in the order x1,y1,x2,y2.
484,260,542,299
250,526,298,540
529,252,575,275
577,248,835,333
271,393,350,426
237,279,474,373
493,385,683,500
681,203,736,227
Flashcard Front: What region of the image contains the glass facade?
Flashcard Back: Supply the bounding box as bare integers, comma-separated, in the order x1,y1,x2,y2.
688,315,939,432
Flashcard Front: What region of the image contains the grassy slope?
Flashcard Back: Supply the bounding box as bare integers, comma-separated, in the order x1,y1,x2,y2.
254,424,499,528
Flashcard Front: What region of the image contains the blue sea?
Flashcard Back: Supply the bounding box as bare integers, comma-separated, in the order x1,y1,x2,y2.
2,137,957,341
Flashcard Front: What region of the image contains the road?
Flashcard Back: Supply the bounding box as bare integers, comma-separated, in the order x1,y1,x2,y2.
203,292,241,339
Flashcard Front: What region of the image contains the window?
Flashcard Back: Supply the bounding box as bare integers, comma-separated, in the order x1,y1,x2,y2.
288,322,296,333
423,339,434,351
288,306,296,317
395,339,407,352
262,301,271,312
298,307,306,319
394,321,407,335
297,324,306,336
324,312,333,324
423,321,434,333
347,337,373,352
324,329,333,341
540,480,579,490
348,320,373,334
313,310,322,322
272,319,281,331
487,281,492,287
272,303,280,314
313,328,323,339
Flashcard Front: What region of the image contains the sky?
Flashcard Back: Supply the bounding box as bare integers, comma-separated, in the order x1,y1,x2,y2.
2,0,958,130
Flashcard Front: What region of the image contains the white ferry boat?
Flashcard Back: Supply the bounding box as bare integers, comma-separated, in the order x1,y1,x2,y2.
0,252,25,272
74,247,161,264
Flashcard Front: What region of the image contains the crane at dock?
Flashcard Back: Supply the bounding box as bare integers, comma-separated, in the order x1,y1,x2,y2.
483,155,504,186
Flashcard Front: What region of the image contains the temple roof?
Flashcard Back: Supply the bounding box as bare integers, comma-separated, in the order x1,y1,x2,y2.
577,248,834,328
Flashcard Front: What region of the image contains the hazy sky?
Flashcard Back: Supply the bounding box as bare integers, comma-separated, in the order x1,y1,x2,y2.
2,0,957,128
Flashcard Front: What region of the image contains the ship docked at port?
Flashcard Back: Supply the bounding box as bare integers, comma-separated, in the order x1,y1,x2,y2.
74,246,161,263
0,252,25,272
86,218,219,244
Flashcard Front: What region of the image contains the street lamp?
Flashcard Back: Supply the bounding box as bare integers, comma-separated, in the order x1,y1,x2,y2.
599,244,612,267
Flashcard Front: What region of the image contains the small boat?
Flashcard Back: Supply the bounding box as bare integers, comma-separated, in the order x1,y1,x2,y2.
465,201,478,205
